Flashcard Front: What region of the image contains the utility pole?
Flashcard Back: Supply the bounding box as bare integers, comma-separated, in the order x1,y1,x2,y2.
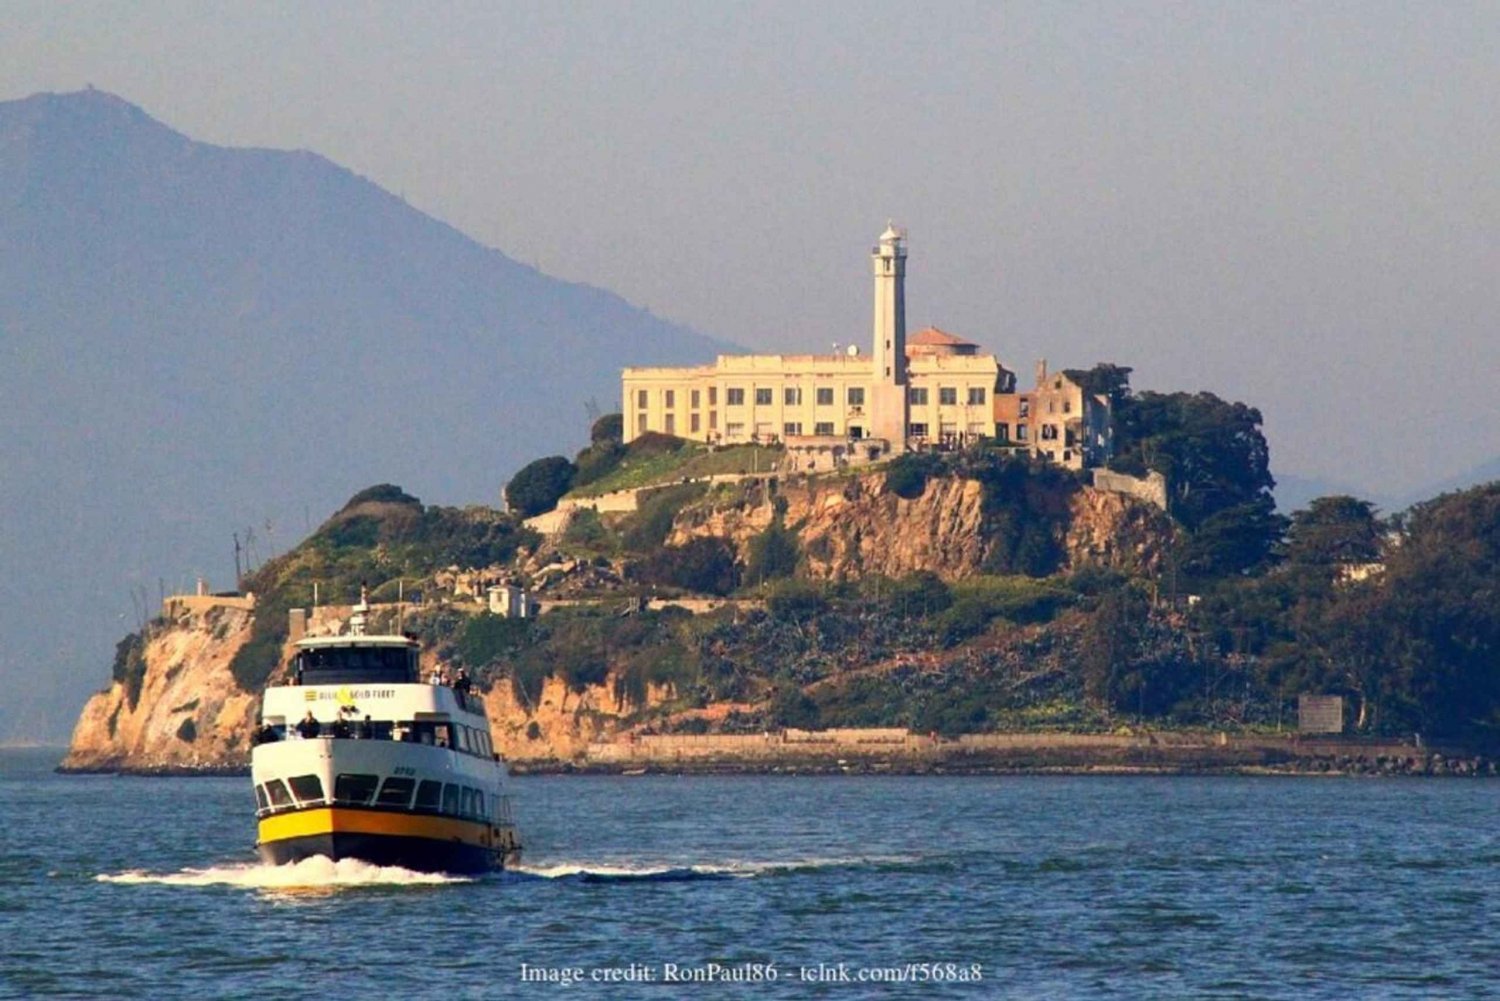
233,532,243,589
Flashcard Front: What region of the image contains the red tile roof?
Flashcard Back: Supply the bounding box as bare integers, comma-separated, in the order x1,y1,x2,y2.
908,326,973,346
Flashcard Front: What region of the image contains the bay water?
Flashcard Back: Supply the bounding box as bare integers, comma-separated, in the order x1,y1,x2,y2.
1,748,1495,998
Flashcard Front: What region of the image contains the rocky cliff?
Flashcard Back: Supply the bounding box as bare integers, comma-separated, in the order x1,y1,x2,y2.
670,470,1171,580
61,603,670,772
62,606,260,772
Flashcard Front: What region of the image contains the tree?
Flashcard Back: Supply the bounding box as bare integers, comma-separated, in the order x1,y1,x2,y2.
1113,391,1281,577
504,456,576,517
1285,496,1382,568
1063,363,1133,406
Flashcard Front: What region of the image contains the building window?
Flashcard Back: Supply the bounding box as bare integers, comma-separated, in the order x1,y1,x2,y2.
709,410,717,429
909,423,929,438
939,387,957,405
996,423,1009,442
940,422,957,437
637,412,648,432
637,389,648,408
727,388,745,406
726,421,745,438
784,422,802,437
816,387,834,406
784,387,801,405
814,421,835,436
967,422,985,436
755,387,773,406
664,390,674,408
1016,423,1028,441
691,389,700,408
709,387,717,406
691,413,700,434
1018,399,1030,417
1041,424,1059,440
909,387,928,405
847,387,865,407
849,425,864,440
1048,400,1056,414
664,414,675,434
754,421,773,439
968,387,986,405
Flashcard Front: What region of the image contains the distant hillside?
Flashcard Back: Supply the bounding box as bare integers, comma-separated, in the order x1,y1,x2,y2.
0,89,732,741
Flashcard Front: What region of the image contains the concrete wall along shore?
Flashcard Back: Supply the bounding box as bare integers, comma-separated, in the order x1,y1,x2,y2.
586,727,1428,766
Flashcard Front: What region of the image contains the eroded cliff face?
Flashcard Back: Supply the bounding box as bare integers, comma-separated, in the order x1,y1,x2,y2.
62,606,259,771
482,674,674,765
670,470,1171,580
61,603,671,771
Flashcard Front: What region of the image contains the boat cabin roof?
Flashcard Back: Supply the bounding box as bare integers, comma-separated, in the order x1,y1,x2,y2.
296,634,418,650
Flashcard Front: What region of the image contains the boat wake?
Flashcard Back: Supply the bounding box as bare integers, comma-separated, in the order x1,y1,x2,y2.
96,855,471,890
510,854,918,883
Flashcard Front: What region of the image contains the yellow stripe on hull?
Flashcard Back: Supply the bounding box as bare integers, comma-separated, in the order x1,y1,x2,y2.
258,807,491,848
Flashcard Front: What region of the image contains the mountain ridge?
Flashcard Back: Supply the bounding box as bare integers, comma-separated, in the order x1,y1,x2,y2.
0,88,733,741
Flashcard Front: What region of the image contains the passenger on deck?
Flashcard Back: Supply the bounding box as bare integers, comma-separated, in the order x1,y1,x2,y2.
330,716,352,739
357,715,374,739
428,667,445,685
252,722,280,745
454,668,473,695
296,711,321,739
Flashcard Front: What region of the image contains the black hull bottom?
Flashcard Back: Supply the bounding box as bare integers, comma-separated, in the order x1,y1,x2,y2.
258,833,502,875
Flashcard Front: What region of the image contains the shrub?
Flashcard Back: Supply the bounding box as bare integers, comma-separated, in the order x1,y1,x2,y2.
341,484,421,510
459,614,532,669
767,681,821,729
505,456,577,517
591,413,624,444
631,537,739,596
111,632,148,710
766,580,830,623
885,453,943,500
745,520,800,583
621,483,704,551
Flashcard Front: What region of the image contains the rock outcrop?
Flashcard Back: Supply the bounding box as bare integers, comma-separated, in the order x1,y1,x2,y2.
62,606,259,772
670,469,1171,580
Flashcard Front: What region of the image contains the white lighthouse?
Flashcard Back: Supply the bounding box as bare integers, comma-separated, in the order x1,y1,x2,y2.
869,223,910,448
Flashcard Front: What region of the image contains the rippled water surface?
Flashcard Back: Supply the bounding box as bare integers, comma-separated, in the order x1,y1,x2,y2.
2,748,1496,999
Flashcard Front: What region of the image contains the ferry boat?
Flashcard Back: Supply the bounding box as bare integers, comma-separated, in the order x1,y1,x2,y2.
249,594,521,874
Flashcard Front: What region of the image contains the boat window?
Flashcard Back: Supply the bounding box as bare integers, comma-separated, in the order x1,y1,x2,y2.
482,732,493,757
334,773,379,805
296,644,417,686
442,783,461,817
472,790,485,819
414,780,443,811
254,785,270,813
375,777,415,808
288,774,326,805
265,779,294,810
434,724,453,749
460,787,475,818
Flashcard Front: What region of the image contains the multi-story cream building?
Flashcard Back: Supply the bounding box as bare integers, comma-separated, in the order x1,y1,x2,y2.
622,226,1110,469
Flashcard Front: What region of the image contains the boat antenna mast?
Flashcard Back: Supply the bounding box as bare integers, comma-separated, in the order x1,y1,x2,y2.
350,583,369,637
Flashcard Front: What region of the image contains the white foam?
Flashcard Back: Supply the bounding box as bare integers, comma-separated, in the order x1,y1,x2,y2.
513,854,915,880
97,855,470,889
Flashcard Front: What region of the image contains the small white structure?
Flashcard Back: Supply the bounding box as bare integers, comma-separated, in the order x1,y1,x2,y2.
486,583,536,619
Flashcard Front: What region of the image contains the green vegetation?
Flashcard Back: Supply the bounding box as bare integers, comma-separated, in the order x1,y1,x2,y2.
227,486,538,691
504,456,577,517
111,632,148,709
566,435,781,497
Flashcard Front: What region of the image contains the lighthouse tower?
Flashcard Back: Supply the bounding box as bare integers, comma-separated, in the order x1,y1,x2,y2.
869,223,910,448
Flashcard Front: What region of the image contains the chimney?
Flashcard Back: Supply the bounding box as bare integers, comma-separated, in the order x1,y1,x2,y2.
1035,359,1048,387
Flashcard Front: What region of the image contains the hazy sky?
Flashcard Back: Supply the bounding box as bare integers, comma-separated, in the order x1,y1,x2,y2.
6,1,1499,499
